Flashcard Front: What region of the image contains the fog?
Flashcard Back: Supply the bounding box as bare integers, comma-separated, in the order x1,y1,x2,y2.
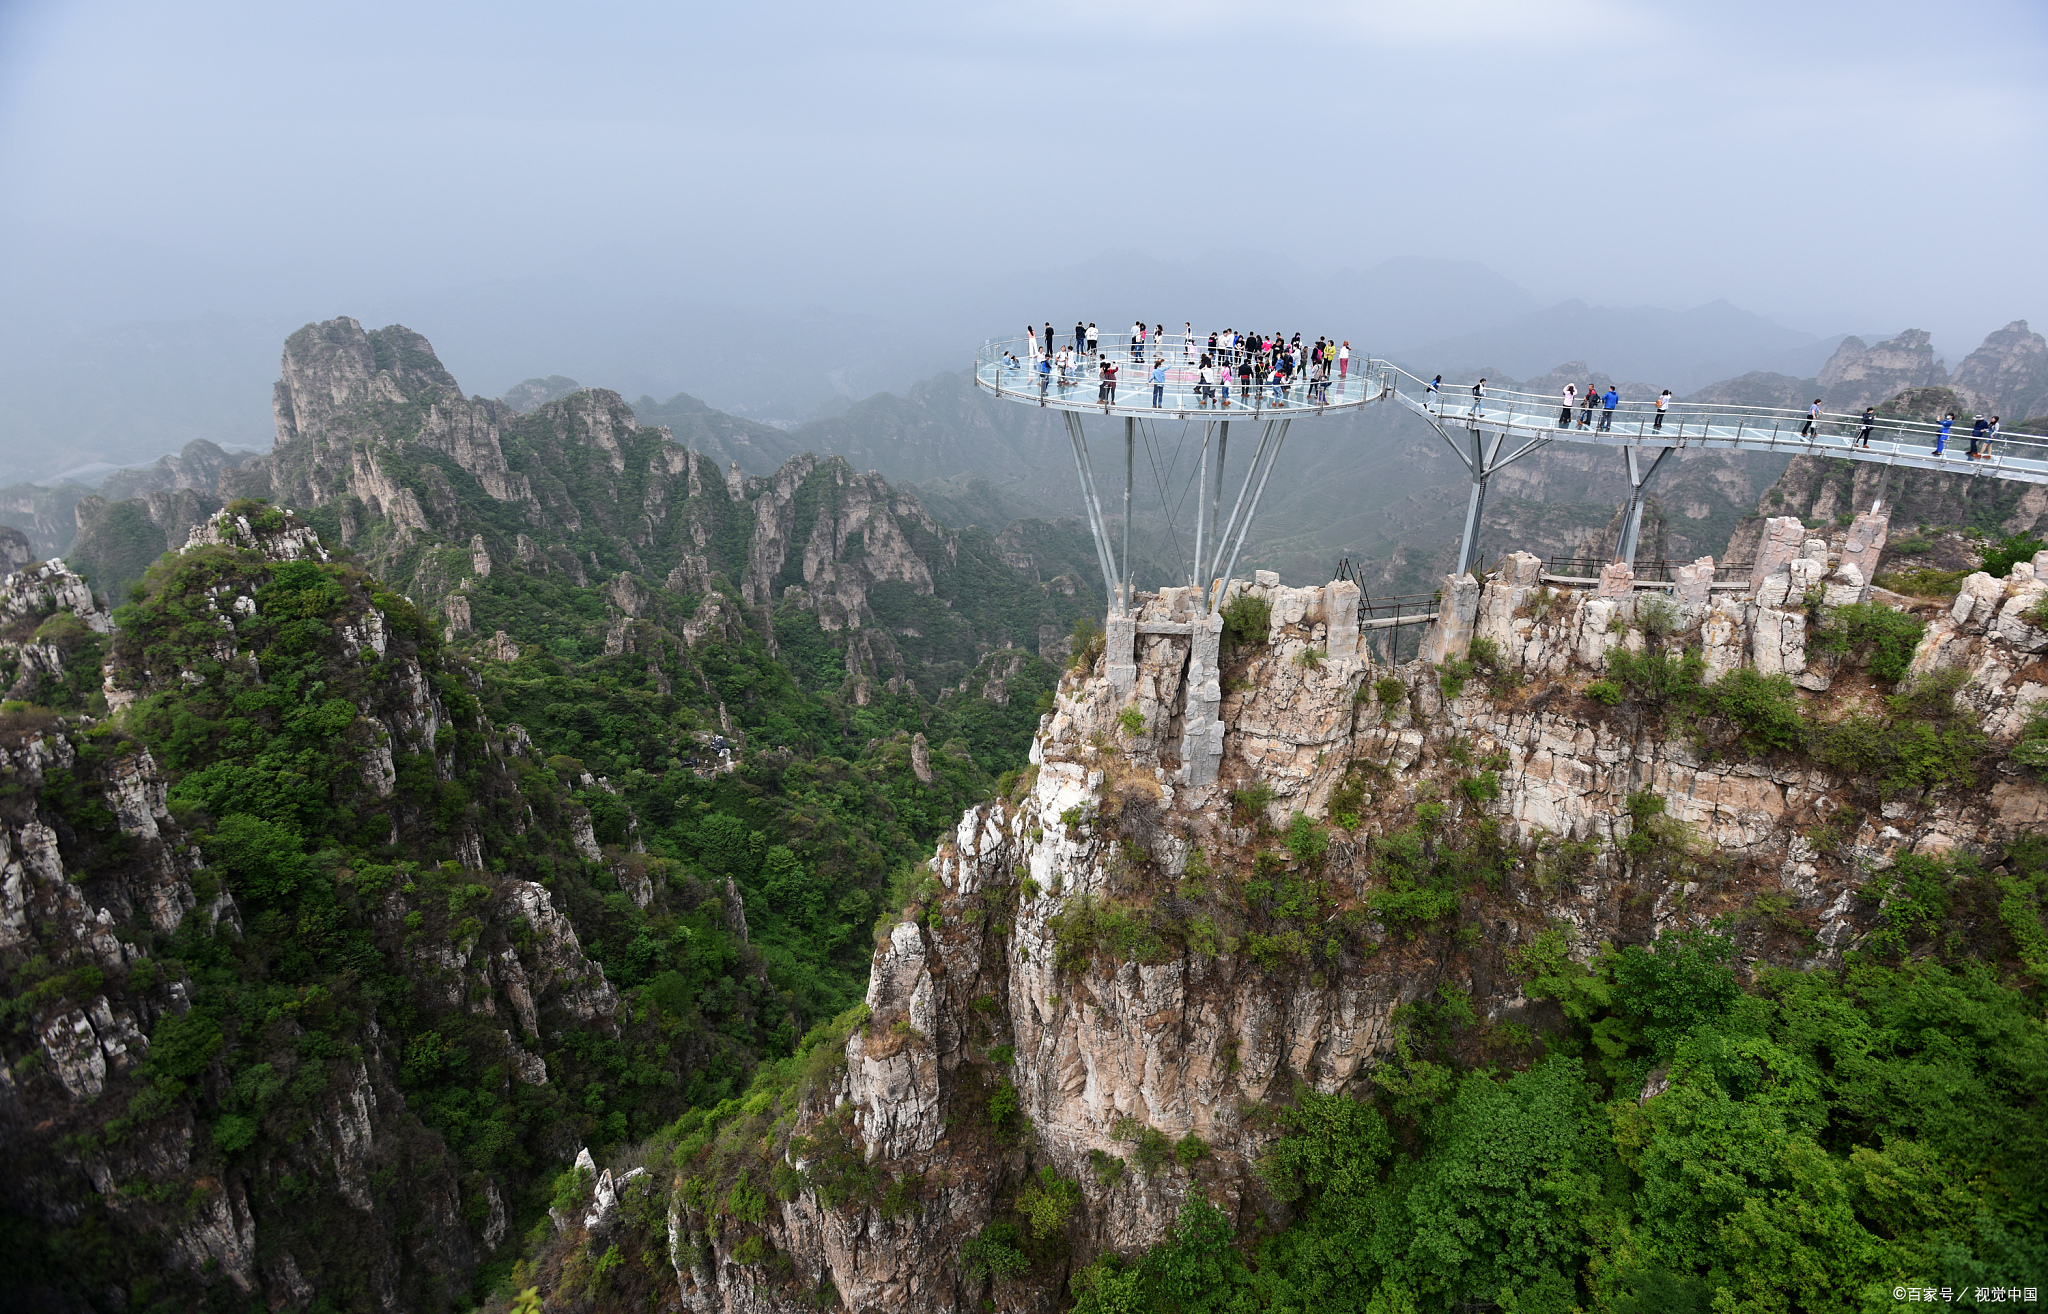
1,0,2044,479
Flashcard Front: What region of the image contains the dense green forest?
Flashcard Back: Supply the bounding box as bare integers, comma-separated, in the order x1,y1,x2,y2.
1056,846,2048,1314
0,493,1068,1312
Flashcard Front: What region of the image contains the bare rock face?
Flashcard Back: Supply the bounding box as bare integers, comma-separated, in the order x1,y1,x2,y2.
1948,320,2048,421
660,564,2044,1314
2,514,661,1312
1816,329,1948,409
0,525,35,572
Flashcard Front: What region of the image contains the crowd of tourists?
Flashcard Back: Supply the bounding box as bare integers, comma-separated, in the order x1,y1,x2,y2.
1003,321,1354,410
1413,374,2014,460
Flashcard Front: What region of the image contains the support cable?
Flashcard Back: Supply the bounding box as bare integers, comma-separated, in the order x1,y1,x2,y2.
1061,411,1122,616
1215,419,1292,612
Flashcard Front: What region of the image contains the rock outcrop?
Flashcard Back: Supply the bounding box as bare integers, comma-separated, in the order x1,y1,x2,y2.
1816,329,1948,409
627,540,2046,1314
1948,319,2048,422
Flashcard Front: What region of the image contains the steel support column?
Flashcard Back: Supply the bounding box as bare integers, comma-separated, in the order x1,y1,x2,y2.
1614,445,1674,567
1216,419,1291,609
1061,410,1123,615
1123,417,1135,612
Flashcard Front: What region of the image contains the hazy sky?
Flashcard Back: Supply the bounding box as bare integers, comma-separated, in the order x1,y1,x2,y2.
3,0,2046,353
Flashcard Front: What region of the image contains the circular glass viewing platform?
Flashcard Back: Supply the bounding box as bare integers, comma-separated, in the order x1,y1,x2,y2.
975,333,1388,419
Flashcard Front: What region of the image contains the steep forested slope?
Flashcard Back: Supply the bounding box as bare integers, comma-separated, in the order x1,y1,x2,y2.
0,318,1101,1313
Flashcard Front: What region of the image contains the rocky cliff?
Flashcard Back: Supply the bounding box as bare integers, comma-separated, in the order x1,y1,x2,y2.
519,536,2047,1312
0,514,802,1312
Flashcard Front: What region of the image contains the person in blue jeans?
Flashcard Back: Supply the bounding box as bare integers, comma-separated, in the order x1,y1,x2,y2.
1151,359,1167,407
1598,386,1619,430
1933,412,1954,455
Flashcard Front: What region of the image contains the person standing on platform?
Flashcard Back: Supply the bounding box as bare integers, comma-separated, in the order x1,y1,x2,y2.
1026,325,1038,360
1339,341,1351,380
1087,323,1099,357
1579,383,1596,428
1802,399,1820,438
1151,357,1167,408
1074,321,1086,355
1933,412,1954,455
1037,352,1051,397
1598,386,1618,431
1472,378,1486,419
1427,374,1441,410
1100,357,1118,405
1184,322,1194,361
1559,383,1576,428
1987,416,2002,459
1969,415,1989,459
1654,389,1671,431
1858,407,1875,448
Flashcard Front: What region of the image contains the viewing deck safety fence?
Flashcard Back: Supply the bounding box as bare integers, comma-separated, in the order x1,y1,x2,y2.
1385,366,2048,485
977,333,1386,419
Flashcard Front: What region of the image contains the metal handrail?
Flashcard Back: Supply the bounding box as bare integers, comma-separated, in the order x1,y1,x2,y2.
976,333,1383,417
1378,362,2048,478
1541,556,1753,584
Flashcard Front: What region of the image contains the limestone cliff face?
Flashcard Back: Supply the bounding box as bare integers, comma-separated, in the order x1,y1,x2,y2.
1948,320,2048,421
0,516,721,1312
1816,329,1948,409
642,550,2046,1314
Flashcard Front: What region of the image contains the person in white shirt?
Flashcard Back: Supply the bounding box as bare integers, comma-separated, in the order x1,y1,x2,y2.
1132,321,1145,362
1559,383,1576,429
1654,389,1671,431
1338,341,1350,381
1087,323,1099,357
1184,322,1194,362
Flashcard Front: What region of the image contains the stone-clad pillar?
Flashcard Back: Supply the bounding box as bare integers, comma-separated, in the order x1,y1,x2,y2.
1838,508,1891,585
1178,612,1225,787
1105,614,1136,701
1419,574,1481,665
1324,580,1361,661
1749,516,1807,592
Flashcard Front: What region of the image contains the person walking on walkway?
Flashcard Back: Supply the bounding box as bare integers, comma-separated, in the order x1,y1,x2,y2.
1654,389,1670,431
1151,357,1168,408
1131,321,1145,362
1472,378,1486,419
1559,383,1576,428
1184,322,1195,362
1598,386,1619,431
1196,357,1214,408
1426,374,1441,411
1987,416,2002,459
1933,412,1954,455
1969,415,1989,459
1802,399,1821,438
1857,407,1875,448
